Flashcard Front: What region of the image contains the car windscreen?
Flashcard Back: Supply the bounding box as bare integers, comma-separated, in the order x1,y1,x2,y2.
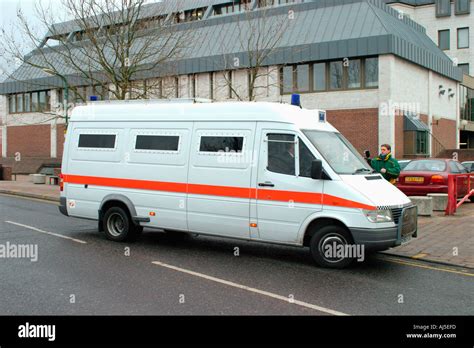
403,160,446,172
302,130,372,174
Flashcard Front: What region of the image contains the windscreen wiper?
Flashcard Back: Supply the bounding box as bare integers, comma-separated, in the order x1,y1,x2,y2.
353,168,374,174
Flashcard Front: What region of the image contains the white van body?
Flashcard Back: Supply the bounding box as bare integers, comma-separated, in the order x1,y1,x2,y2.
59,100,417,268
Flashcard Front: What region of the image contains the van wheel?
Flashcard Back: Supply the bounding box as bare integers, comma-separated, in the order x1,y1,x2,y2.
309,225,355,269
103,206,141,242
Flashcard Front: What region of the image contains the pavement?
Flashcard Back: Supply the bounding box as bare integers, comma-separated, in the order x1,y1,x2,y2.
0,194,472,315
1,175,473,269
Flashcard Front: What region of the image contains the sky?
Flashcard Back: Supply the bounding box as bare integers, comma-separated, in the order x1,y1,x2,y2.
0,0,57,80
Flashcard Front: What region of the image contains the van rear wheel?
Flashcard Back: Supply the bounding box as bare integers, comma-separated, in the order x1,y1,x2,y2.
309,225,355,269
103,206,141,242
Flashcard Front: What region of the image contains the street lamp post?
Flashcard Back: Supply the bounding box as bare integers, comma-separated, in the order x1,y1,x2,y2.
42,68,69,127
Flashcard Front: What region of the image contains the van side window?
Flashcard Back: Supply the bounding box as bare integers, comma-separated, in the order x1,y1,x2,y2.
78,134,116,149
136,135,179,151
199,136,243,153
299,138,316,178
267,133,295,176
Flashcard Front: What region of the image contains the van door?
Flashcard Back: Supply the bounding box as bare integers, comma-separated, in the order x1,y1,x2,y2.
255,127,323,243
187,122,255,239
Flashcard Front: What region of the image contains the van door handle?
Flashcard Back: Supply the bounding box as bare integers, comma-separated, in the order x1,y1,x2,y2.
258,182,275,187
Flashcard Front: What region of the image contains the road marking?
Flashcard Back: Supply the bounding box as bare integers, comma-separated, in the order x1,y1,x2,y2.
151,260,348,316
380,257,473,277
5,221,87,244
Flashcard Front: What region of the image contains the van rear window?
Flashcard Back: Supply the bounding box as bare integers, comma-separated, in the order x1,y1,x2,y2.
78,134,116,149
135,135,179,151
199,136,243,153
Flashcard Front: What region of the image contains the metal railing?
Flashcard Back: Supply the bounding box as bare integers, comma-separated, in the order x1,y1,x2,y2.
445,173,474,215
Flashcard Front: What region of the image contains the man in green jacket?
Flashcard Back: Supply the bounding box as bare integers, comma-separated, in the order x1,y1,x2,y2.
371,144,401,184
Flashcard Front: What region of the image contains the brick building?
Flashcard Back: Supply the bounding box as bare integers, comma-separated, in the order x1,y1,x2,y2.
0,0,465,171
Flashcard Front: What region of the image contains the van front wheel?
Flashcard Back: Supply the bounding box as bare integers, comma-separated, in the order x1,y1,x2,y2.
309,225,354,269
103,206,141,242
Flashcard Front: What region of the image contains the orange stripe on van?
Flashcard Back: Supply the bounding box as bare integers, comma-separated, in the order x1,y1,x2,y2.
62,174,375,210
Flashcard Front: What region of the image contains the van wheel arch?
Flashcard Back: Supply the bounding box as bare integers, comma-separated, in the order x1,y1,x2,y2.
303,218,352,247
99,199,142,233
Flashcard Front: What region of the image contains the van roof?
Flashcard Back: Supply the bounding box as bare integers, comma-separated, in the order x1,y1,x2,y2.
70,101,338,132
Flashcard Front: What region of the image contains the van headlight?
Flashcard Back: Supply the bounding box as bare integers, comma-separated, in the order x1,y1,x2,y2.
362,209,393,223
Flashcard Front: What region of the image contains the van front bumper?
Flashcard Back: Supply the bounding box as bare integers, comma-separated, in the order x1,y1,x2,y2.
350,227,399,251
58,197,68,216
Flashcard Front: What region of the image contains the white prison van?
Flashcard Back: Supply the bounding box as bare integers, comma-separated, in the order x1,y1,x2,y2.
59,100,417,268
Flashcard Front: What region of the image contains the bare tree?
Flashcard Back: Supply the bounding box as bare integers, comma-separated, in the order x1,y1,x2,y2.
0,0,188,104
216,2,292,101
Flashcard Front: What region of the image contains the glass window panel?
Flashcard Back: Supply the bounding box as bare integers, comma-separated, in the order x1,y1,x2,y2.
78,134,116,148
459,63,470,75
16,94,23,113
329,61,343,90
347,59,361,89
39,91,47,111
135,135,179,151
24,93,31,112
296,64,309,92
267,133,295,176
31,93,38,112
298,138,315,178
199,136,243,152
455,0,470,14
313,63,326,91
438,29,450,50
282,66,294,93
365,57,379,88
436,0,451,16
458,28,469,48
9,95,16,113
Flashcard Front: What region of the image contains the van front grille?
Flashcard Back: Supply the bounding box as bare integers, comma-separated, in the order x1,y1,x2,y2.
391,208,403,224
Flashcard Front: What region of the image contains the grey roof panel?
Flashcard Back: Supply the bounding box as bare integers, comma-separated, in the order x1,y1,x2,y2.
0,0,463,94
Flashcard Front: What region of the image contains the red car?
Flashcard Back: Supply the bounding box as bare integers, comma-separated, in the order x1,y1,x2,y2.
396,159,472,198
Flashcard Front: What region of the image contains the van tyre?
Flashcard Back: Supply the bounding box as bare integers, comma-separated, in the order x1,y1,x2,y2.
309,225,355,269
103,206,142,242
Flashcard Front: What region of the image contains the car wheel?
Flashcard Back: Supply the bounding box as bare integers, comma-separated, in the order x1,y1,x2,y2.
309,225,355,269
103,206,141,242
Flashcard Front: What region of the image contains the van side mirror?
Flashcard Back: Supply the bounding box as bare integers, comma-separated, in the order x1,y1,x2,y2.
311,159,323,180
364,150,371,158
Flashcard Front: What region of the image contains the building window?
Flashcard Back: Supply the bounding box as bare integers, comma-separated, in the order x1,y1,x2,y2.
24,93,31,112
347,59,361,89
459,63,470,75
209,73,214,100
281,57,378,94
282,66,294,94
228,71,233,99
313,63,326,91
438,29,450,50
457,27,469,48
329,61,343,90
436,0,451,17
16,94,24,113
455,0,470,14
365,57,379,88
31,93,38,112
135,135,179,151
199,136,244,153
78,134,116,149
8,90,51,114
296,64,309,92
190,74,196,98
8,95,15,114
460,85,474,121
